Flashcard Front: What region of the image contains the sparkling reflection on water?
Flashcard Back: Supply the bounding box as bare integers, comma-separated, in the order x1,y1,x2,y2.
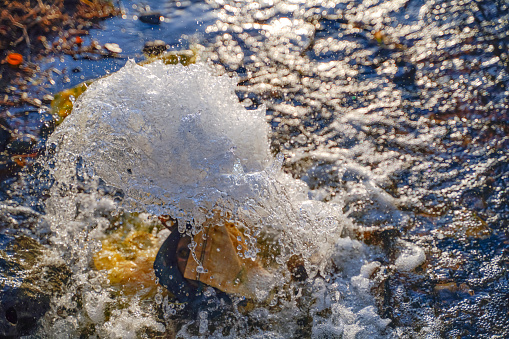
208,0,509,334
1,0,508,338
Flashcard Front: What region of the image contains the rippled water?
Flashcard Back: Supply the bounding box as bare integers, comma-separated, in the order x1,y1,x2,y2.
206,0,509,334
1,0,508,338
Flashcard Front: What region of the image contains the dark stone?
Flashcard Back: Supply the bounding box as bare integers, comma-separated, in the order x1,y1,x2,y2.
0,234,70,337
287,255,308,282
143,40,168,57
0,118,11,153
5,135,36,155
139,12,162,25
38,112,56,139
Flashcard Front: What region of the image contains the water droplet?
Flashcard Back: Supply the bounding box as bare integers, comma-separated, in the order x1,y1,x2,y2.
196,265,208,273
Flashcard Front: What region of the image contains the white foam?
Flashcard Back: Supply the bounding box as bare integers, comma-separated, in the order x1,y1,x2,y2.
49,60,270,219
394,241,426,272
41,61,390,338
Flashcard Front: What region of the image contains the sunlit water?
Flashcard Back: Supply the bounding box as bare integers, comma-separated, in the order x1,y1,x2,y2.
1,0,507,338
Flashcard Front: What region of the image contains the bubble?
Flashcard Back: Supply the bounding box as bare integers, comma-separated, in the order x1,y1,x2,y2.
196,265,208,274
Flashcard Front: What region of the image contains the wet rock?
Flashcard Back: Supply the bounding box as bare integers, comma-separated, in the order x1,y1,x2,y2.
357,227,401,253
153,50,197,66
0,118,11,153
51,82,89,125
104,43,122,54
287,255,308,282
0,234,70,337
139,12,162,25
143,40,168,57
5,135,36,155
93,212,163,298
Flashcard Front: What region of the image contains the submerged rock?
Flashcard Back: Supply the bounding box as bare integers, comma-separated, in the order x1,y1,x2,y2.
138,12,162,25
0,234,70,337
143,40,168,57
51,82,89,125
93,212,165,298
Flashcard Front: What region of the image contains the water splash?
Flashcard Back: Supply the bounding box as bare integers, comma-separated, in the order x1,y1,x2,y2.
36,61,389,337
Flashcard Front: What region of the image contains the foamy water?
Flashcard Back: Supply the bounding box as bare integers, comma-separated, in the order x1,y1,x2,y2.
0,0,504,337
36,61,394,338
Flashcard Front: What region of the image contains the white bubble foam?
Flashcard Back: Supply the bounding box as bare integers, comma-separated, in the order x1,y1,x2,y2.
50,61,271,215
41,61,390,338
394,242,426,272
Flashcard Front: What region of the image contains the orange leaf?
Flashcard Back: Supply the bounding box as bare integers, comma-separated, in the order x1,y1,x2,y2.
6,53,23,67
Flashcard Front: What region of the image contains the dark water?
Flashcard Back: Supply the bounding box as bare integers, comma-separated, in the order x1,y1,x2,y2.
1,0,508,337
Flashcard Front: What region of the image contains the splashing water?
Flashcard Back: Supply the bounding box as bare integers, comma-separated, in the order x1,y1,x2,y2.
1,0,506,337
35,61,391,338
48,60,271,218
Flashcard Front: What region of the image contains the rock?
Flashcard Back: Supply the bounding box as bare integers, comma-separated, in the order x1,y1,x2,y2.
143,40,168,57
104,43,122,54
93,212,164,298
138,12,162,24
140,50,197,66
0,118,11,153
5,135,36,155
50,82,89,125
0,234,70,337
